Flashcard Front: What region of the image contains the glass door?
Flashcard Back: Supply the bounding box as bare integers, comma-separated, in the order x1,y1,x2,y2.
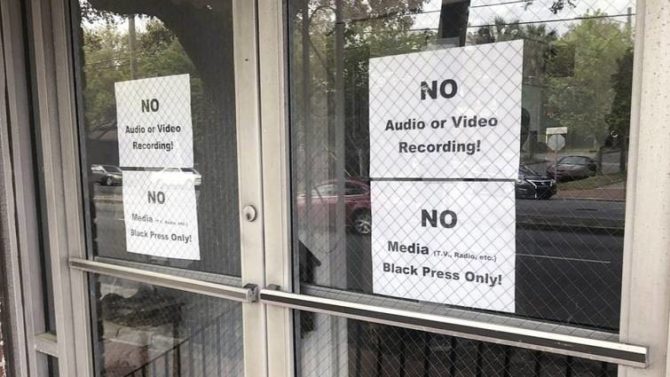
68,0,265,376
38,0,651,375
256,1,648,377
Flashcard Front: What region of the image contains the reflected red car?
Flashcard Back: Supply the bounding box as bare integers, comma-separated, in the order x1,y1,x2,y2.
296,179,372,235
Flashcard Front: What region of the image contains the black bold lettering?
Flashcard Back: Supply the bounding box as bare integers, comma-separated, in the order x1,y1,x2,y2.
420,81,438,100
421,209,438,227
439,79,458,98
440,210,458,228
141,98,160,112
147,191,166,204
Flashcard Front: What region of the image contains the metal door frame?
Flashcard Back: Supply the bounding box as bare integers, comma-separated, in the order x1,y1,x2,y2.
0,0,91,374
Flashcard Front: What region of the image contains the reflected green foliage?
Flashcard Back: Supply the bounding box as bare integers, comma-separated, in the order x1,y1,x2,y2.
523,0,578,14
292,0,431,177
82,26,126,129
295,0,600,177
546,13,632,145
467,12,633,148
605,48,634,143
341,2,433,176
467,18,558,87
81,20,203,132
469,17,558,45
80,0,241,276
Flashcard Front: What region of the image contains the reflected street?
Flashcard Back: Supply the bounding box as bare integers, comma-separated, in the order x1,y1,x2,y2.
93,183,623,330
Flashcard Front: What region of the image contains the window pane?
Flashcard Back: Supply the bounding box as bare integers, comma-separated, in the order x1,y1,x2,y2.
73,0,241,276
295,311,618,377
47,356,58,377
289,0,635,331
91,275,243,377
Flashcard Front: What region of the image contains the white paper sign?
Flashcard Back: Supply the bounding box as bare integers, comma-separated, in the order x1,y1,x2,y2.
371,181,516,312
122,170,200,260
369,41,523,179
116,74,194,168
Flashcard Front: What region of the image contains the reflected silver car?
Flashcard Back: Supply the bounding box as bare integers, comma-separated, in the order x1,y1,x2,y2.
90,164,123,186
149,167,202,187
547,156,597,181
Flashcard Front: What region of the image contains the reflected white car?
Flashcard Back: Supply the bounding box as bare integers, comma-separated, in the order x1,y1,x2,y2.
149,168,202,188
90,164,123,186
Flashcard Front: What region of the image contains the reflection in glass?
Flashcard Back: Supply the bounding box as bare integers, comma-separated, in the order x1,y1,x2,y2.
92,275,243,377
47,356,59,377
297,312,618,377
74,0,240,276
289,0,634,332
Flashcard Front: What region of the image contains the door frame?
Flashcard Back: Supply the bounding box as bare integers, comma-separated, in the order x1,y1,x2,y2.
257,1,295,376
35,0,95,373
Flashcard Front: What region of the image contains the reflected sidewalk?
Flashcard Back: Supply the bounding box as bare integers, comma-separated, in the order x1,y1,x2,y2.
555,181,625,202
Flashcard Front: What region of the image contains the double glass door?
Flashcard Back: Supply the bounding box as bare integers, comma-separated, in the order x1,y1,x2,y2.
61,0,647,376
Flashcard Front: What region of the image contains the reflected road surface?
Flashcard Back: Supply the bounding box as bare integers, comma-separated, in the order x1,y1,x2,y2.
92,184,624,330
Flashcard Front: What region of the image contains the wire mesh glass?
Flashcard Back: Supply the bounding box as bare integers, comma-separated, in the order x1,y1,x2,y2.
296,312,618,377
73,0,241,277
91,275,244,377
289,0,634,331
289,1,636,376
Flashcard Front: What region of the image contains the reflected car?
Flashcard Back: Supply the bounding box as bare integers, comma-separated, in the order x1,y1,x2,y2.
546,155,597,181
90,164,123,186
183,168,202,186
150,167,202,187
296,179,372,235
516,165,557,200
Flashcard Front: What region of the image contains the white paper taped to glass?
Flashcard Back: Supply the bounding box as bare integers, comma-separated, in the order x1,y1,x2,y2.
369,41,523,313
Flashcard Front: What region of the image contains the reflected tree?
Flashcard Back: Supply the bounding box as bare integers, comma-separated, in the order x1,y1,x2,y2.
545,13,631,147
523,0,578,14
87,0,233,104
605,48,634,172
292,0,431,178
81,0,239,274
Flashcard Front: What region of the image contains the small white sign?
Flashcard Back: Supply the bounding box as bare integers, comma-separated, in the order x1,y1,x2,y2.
546,126,568,135
122,170,200,260
116,74,194,168
369,41,523,180
371,180,516,312
547,134,566,152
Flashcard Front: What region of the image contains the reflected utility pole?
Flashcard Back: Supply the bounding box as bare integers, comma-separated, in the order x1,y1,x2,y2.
626,7,633,41
334,0,346,290
128,15,137,79
437,0,471,47
333,3,348,377
302,0,314,260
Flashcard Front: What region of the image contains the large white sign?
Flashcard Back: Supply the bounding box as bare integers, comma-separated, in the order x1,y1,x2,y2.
369,41,523,180
116,74,194,168
371,181,516,312
122,170,200,260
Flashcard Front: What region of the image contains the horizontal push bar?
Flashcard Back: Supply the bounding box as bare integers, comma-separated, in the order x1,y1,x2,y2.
69,258,257,303
260,287,647,368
